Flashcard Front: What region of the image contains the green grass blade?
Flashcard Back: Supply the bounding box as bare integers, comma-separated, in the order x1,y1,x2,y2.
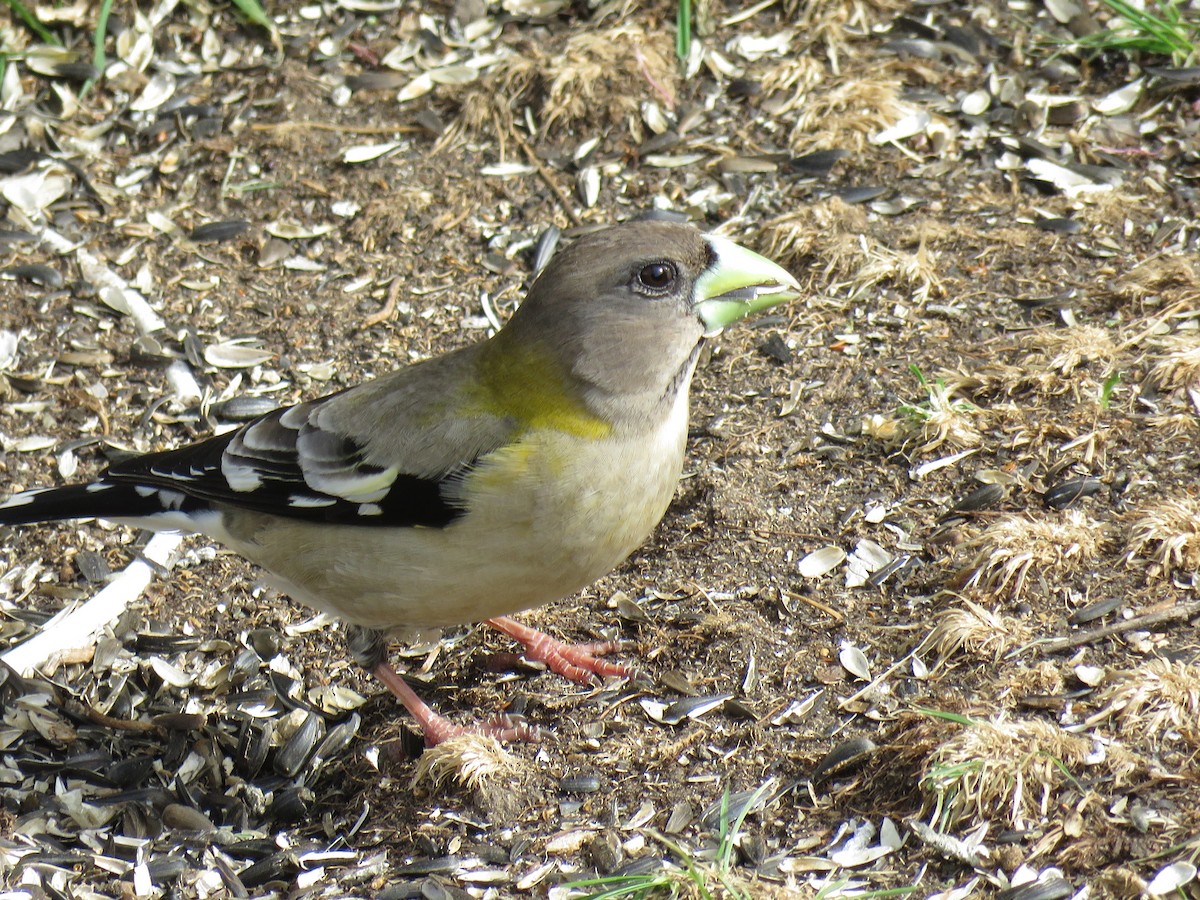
1105,0,1185,43
231,0,273,30
91,0,114,78
715,789,733,870
676,0,692,62
1077,0,1198,59
569,874,666,899
1100,371,1121,408
561,869,678,899
913,706,978,727
4,0,62,45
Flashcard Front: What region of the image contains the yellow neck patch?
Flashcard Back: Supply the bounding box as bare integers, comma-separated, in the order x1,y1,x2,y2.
473,337,612,439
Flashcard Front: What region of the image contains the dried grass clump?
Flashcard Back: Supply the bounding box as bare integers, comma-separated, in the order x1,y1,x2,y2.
758,200,943,304
780,70,911,154
757,199,868,281
1111,256,1200,303
925,600,1029,668
1089,660,1200,748
921,716,1136,829
1027,325,1118,376
863,369,984,451
1150,334,1200,394
854,233,944,305
1004,660,1066,697
942,325,1119,402
445,24,676,145
1074,188,1164,233
942,362,1066,400
907,378,981,451
781,0,907,58
411,733,521,791
1144,412,1200,436
964,511,1111,599
861,375,982,454
1124,498,1200,579
758,55,826,121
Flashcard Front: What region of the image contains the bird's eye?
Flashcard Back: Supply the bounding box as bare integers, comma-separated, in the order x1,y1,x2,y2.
636,261,677,294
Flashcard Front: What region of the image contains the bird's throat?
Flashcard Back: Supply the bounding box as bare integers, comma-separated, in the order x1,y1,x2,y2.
473,337,613,439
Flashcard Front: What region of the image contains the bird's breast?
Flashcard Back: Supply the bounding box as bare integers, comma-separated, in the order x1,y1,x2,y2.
462,387,691,587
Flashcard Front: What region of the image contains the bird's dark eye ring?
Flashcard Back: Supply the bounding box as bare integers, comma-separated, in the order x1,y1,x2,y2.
636,261,677,294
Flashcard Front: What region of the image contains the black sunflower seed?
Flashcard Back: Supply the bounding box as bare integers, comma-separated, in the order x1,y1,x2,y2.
2,264,64,288
273,711,324,777
786,149,848,178
189,220,251,243
998,877,1074,900
811,736,878,784
560,773,602,793
950,483,1007,514
1044,476,1102,509
1034,217,1081,233
237,851,299,888
1068,596,1122,625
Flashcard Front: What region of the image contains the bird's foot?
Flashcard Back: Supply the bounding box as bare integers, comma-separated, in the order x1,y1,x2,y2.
371,661,539,747
440,713,542,745
485,615,631,684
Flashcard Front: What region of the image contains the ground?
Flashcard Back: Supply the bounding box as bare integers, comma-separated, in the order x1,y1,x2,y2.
1,0,1199,897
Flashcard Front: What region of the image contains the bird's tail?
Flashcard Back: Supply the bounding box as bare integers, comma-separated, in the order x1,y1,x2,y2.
0,482,170,526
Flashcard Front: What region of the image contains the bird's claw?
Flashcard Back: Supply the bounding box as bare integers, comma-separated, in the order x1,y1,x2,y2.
485,616,632,684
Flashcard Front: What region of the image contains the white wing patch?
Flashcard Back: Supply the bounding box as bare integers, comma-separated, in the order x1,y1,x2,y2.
288,495,338,509
221,458,265,492
133,485,187,509
305,466,400,504
0,488,49,510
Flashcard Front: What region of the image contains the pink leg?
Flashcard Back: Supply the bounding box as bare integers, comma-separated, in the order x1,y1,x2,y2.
485,616,631,683
371,661,538,747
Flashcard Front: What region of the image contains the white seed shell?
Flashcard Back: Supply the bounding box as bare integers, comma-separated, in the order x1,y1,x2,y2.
839,644,872,681
1094,79,1143,116
872,111,931,145
798,545,846,578
960,90,991,116
1148,862,1197,896
343,142,403,164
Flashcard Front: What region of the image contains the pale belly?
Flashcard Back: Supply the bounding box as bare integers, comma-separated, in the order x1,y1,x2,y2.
214,409,688,631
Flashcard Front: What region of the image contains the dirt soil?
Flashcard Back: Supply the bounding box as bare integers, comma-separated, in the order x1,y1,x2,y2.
1,1,1199,897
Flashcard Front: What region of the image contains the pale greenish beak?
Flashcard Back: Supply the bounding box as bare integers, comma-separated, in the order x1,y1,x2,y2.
694,234,801,337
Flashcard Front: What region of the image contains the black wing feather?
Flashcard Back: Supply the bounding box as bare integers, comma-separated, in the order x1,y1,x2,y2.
104,404,471,528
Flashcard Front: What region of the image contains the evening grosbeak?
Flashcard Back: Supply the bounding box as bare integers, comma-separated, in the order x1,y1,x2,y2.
0,219,800,746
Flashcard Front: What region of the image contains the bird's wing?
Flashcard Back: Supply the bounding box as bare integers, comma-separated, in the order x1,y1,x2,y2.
106,352,517,528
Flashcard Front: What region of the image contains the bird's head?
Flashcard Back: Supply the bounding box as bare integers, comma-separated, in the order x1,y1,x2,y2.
489,220,801,426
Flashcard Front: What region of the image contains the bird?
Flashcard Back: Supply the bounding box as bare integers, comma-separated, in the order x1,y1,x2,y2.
0,219,800,746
